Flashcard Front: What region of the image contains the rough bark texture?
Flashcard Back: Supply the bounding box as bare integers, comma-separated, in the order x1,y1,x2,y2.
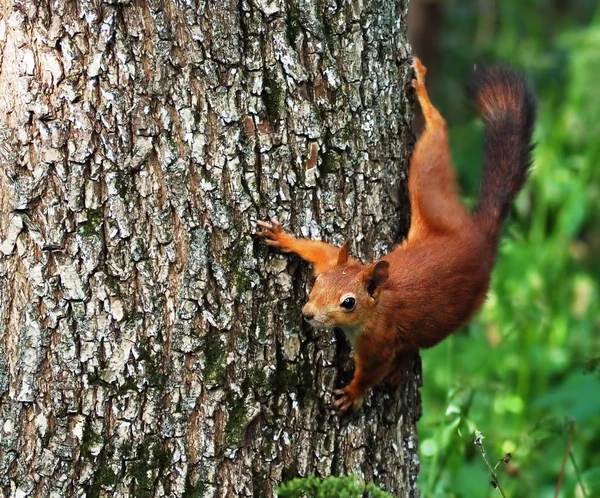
0,0,419,497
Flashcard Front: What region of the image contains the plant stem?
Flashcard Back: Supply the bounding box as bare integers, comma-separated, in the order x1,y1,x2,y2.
554,419,575,498
569,449,588,498
474,432,508,498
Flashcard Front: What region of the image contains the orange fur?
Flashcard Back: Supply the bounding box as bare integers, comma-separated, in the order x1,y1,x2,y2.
258,58,536,416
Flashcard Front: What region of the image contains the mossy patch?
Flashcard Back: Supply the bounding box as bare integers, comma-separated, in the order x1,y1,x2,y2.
233,268,252,295
320,150,341,175
340,122,360,144
202,334,226,383
262,74,285,122
249,367,267,389
126,439,172,498
153,441,171,471
126,443,152,494
224,393,248,447
222,240,252,295
312,102,323,122
242,366,269,396
120,442,134,459
117,376,139,395
83,465,117,498
260,426,277,460
183,466,209,498
95,466,117,486
281,302,304,334
104,275,124,298
273,361,299,395
78,209,103,237
183,479,207,498
282,458,300,482
137,343,168,390
81,420,103,458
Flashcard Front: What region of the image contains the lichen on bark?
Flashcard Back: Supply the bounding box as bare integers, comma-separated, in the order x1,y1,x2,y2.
0,0,419,497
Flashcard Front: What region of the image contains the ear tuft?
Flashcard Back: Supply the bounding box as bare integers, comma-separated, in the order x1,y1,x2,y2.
337,240,351,265
364,260,389,298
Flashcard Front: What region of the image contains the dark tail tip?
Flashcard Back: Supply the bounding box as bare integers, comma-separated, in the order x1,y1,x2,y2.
468,64,537,132
469,64,537,236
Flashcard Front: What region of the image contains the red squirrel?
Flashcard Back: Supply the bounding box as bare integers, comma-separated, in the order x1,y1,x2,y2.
257,58,536,416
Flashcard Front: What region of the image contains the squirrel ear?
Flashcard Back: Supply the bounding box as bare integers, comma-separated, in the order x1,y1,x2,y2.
363,260,389,299
337,241,351,265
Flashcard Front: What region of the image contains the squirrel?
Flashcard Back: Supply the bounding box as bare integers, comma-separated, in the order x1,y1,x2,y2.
257,58,536,416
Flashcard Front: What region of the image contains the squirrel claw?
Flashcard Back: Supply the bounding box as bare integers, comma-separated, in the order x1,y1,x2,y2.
332,388,354,416
257,218,282,239
257,218,282,233
412,57,427,78
257,218,290,252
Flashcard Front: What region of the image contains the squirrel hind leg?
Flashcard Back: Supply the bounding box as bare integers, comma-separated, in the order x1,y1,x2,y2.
408,59,468,238
384,352,409,388
384,350,417,388
412,58,445,131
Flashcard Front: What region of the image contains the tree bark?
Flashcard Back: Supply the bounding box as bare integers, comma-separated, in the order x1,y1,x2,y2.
0,1,420,497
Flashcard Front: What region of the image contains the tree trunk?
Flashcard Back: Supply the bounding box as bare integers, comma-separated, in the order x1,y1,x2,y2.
0,1,420,497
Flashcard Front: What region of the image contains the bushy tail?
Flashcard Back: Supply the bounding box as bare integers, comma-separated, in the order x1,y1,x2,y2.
470,66,537,238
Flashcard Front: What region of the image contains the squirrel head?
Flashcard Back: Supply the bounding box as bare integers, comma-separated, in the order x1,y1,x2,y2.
301,241,389,330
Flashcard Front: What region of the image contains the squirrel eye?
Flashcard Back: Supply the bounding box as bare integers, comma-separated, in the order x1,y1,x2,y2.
340,296,356,311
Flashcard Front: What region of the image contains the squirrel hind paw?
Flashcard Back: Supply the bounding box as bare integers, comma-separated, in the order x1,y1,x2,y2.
412,58,427,88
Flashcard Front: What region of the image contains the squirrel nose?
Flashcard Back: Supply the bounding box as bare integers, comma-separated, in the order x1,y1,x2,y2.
302,305,315,321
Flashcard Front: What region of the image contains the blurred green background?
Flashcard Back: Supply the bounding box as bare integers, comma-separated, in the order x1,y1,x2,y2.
410,1,600,496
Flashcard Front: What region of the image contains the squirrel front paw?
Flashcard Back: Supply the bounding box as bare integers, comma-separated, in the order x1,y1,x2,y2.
257,217,290,252
332,387,363,416
411,57,427,91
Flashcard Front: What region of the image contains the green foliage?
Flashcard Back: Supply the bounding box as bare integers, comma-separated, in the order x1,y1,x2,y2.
276,475,394,498
419,2,600,497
